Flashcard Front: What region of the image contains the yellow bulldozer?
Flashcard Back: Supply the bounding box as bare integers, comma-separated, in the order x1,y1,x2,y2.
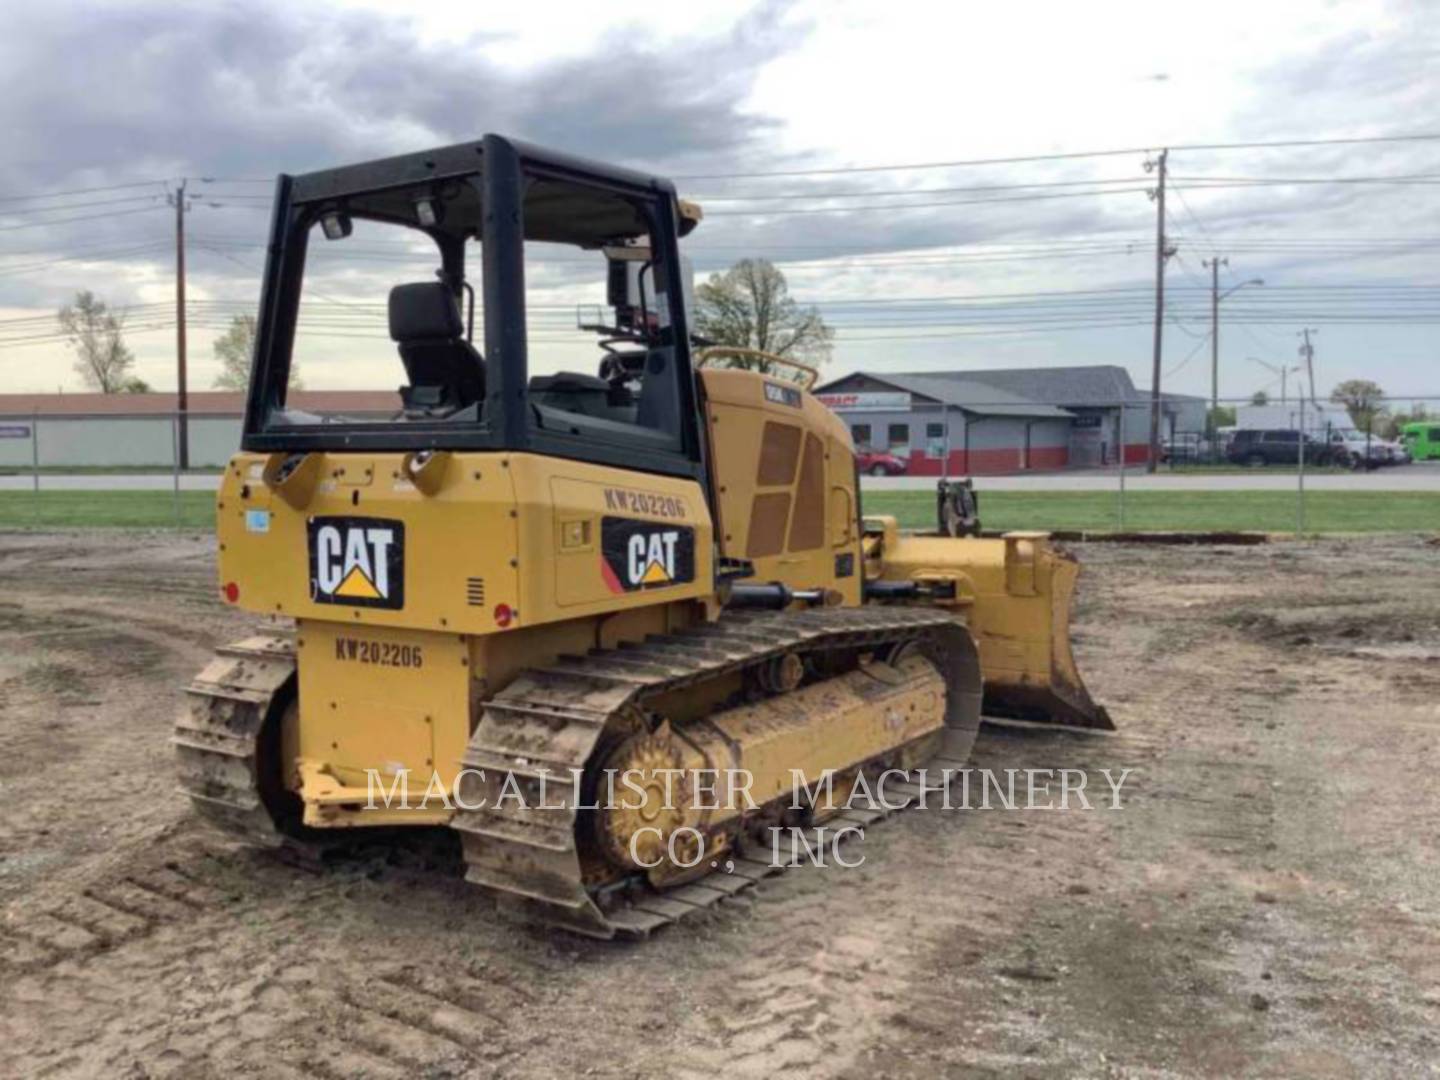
175,135,1110,938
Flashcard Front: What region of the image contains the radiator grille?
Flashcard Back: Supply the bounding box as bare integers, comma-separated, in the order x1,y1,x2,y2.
465,577,486,606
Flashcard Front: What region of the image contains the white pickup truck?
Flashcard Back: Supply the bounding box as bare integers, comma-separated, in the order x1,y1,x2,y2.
1325,428,1406,468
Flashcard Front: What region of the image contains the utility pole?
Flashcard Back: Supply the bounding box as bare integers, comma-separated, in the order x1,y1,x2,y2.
1298,328,1317,408
1248,356,1299,406
1203,262,1264,460
1204,255,1227,459
168,180,190,470
1146,149,1173,474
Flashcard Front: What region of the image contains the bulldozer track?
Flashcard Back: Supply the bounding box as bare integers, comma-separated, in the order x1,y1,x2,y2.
173,632,297,847
453,605,982,939
170,610,982,940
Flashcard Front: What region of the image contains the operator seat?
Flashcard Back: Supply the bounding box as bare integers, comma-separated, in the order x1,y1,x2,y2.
388,282,485,414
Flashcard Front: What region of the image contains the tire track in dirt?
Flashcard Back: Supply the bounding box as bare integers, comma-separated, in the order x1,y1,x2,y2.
661,722,1164,1077
6,533,1440,1076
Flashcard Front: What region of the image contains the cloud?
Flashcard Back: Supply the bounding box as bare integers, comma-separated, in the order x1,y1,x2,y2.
1,0,1437,396
0,0,812,384
2,1,805,183
0,0,806,298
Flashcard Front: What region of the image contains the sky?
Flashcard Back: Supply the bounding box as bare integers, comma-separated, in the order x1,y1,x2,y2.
1,0,1437,408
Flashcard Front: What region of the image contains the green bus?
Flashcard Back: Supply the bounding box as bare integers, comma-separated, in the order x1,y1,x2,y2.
1401,422,1440,461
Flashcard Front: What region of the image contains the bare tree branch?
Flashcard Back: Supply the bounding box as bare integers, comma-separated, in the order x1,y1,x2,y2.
212,313,300,391
695,259,833,374
57,290,135,393
1330,378,1386,432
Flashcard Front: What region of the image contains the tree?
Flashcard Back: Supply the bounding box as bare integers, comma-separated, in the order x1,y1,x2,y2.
57,291,134,392
1207,405,1236,430
694,259,833,372
212,314,299,391
120,376,153,393
1330,379,1386,432
1250,390,1269,406
1379,401,1426,440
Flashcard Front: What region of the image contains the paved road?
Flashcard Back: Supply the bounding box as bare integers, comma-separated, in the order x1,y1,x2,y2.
865,463,1440,492
1,463,1437,493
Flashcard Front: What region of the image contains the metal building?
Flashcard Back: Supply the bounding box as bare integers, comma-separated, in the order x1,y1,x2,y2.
0,391,394,469
814,365,1207,474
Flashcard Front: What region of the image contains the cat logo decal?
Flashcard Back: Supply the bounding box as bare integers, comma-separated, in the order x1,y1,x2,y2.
600,517,695,593
308,517,405,609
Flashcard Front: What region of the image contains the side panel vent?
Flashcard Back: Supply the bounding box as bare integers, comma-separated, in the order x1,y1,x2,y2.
465,578,486,606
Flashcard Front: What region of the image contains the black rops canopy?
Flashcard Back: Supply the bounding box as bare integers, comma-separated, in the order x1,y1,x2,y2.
287,135,667,248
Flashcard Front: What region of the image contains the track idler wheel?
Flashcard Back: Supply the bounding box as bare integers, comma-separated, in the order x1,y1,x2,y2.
594,723,719,885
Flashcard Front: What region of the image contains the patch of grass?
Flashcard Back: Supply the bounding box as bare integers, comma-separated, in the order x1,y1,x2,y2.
861,490,1440,534
1162,463,1351,475
0,491,215,528
1,489,1437,535
0,465,225,476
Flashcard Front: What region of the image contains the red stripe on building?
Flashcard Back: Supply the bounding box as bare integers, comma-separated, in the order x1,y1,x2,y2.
899,443,1151,476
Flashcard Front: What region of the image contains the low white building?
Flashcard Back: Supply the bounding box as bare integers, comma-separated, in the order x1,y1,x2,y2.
1235,402,1353,434
0,391,394,469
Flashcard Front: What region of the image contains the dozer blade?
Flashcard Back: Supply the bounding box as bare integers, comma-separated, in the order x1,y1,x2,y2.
968,535,1113,730
868,521,1112,732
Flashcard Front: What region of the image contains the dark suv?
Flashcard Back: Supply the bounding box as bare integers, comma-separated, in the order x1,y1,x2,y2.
1227,429,1329,467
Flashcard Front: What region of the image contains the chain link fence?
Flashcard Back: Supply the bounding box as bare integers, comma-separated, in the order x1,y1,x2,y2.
1,395,1437,535
0,410,234,528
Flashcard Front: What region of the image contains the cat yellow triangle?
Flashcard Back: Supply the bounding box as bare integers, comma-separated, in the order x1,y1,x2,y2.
335,565,381,598
640,560,671,585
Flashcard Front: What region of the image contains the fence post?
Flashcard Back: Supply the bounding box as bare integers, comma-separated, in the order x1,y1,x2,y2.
30,409,40,495
172,413,182,528
1116,400,1126,531
1296,396,1306,538
941,406,951,481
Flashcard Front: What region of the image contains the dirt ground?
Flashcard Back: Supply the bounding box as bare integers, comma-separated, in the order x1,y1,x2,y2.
1,530,1437,1078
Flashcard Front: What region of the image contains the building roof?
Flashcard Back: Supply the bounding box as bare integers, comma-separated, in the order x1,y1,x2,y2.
816,371,1073,418
877,372,1074,418
939,364,1142,407
945,365,1206,405
816,364,1206,416
0,390,397,417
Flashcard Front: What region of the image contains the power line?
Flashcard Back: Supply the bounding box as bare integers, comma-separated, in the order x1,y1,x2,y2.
674,133,1440,181
1165,330,1212,377
1168,185,1222,260
0,242,172,276
677,147,1146,180
693,176,1152,201
702,173,1440,216
1167,316,1210,340
690,169,1440,205
0,205,167,232
705,186,1153,217
0,193,167,218
0,179,168,204
1173,172,1440,186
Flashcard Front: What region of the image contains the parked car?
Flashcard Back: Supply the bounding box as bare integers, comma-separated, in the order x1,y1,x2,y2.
1226,429,1330,467
856,450,908,476
1160,433,1212,464
1323,428,1399,469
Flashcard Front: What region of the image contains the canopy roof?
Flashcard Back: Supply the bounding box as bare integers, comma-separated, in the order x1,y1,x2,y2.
287,135,674,248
